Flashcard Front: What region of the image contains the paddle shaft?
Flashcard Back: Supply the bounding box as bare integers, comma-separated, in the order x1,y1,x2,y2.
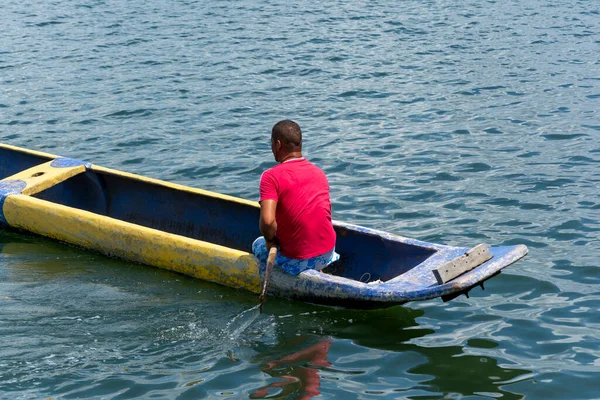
259,245,277,312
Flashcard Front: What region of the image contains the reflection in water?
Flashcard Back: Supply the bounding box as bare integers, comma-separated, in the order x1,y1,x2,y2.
407,345,529,399
251,336,332,400
0,232,121,280
264,300,431,350
260,301,531,399
1,232,532,399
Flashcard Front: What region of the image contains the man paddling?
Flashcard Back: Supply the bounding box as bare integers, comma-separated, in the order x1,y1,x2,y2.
252,120,339,275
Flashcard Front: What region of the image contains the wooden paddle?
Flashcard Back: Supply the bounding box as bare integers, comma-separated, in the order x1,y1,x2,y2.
259,245,277,312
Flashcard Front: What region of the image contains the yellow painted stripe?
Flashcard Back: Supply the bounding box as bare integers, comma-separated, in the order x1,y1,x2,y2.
1,142,260,209
0,143,57,160
3,195,262,293
1,160,86,196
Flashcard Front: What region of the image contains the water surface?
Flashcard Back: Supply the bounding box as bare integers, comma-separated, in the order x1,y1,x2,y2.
1,0,599,398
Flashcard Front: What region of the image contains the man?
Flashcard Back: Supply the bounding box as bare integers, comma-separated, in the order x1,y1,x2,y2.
252,120,339,275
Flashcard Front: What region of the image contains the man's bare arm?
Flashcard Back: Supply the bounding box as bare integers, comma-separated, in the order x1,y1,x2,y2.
259,199,278,247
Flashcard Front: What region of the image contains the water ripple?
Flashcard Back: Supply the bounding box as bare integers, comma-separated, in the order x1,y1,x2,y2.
1,0,600,398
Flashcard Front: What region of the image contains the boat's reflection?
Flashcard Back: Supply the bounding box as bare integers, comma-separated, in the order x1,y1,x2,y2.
1,233,531,399
252,301,530,399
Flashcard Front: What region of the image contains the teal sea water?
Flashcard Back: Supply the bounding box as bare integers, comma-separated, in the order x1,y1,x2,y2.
1,0,599,398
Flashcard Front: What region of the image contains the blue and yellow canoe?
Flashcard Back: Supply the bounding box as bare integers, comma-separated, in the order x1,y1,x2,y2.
0,143,527,308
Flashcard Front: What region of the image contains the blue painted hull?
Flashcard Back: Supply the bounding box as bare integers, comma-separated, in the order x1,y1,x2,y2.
0,143,528,308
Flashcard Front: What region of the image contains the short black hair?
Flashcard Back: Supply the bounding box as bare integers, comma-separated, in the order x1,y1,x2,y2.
272,120,302,151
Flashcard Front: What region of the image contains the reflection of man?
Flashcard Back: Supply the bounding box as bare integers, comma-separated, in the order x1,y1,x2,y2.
252,120,339,275
250,337,332,400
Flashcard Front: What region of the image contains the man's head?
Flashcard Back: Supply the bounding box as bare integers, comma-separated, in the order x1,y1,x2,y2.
271,120,302,162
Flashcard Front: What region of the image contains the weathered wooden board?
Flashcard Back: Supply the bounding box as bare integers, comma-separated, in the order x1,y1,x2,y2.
433,244,493,285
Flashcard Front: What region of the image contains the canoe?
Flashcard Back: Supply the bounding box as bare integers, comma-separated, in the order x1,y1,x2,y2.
0,143,528,308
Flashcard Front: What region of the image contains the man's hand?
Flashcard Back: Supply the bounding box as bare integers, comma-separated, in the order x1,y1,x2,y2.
266,237,279,251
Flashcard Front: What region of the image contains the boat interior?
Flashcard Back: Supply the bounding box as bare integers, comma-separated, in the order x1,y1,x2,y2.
1,146,438,283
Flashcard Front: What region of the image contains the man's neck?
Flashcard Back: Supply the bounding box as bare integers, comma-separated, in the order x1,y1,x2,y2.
279,152,303,163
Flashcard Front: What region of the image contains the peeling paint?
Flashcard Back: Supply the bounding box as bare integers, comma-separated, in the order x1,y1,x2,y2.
0,180,27,225
50,157,92,169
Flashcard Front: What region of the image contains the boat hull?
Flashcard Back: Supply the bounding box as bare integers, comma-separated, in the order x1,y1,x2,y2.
0,143,528,308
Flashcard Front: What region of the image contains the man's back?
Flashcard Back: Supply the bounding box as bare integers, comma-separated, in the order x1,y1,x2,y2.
259,158,335,259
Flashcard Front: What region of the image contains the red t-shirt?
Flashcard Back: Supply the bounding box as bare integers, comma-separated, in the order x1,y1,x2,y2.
259,158,336,259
